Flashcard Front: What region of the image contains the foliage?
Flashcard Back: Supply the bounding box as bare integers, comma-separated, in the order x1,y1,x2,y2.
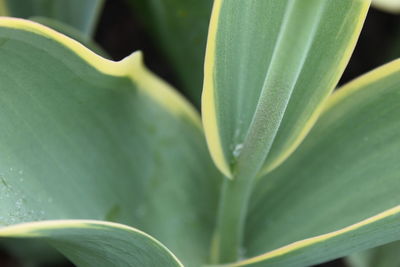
0,0,399,266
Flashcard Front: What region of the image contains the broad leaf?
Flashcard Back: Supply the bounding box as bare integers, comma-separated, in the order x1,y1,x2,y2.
0,17,220,266
2,0,104,37
127,0,213,105
240,59,400,266
202,0,369,178
0,220,183,267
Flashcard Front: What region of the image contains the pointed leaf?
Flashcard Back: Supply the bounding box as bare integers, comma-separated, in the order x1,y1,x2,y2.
0,17,220,266
0,220,183,267
202,0,369,178
241,59,400,265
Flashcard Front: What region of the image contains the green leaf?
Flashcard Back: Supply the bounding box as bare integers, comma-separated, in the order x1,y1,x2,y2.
0,17,220,266
240,59,400,266
0,220,183,267
202,0,369,179
126,0,213,105
347,242,400,267
3,0,105,37
30,16,108,57
226,207,400,267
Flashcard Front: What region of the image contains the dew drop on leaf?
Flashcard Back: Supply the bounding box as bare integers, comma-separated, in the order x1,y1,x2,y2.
233,144,243,158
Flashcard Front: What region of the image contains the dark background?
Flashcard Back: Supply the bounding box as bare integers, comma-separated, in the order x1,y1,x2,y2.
1,0,400,266
95,0,400,94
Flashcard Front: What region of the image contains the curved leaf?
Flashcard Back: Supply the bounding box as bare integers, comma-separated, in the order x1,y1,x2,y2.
3,0,104,37
0,17,220,266
0,220,183,267
30,16,108,57
228,207,400,267
202,0,369,178
127,0,213,105
241,59,400,265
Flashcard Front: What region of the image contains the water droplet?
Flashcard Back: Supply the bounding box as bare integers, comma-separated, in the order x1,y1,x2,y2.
233,144,243,158
18,170,24,175
15,199,23,207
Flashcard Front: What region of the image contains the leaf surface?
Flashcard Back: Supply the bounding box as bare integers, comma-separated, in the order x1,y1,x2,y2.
202,0,369,178
3,0,104,37
240,59,400,266
0,220,183,267
347,241,400,267
127,0,213,105
30,16,108,57
0,17,220,266
225,207,400,267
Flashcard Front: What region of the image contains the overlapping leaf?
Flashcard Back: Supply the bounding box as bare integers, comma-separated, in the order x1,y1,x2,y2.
0,17,220,266
127,0,213,105
1,0,104,37
238,60,400,266
202,0,369,179
0,220,183,267
30,16,108,57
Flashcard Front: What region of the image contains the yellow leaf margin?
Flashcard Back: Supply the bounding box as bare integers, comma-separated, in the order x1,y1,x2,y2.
0,17,201,128
227,205,400,266
0,219,184,267
224,57,400,266
201,0,370,178
201,0,232,179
